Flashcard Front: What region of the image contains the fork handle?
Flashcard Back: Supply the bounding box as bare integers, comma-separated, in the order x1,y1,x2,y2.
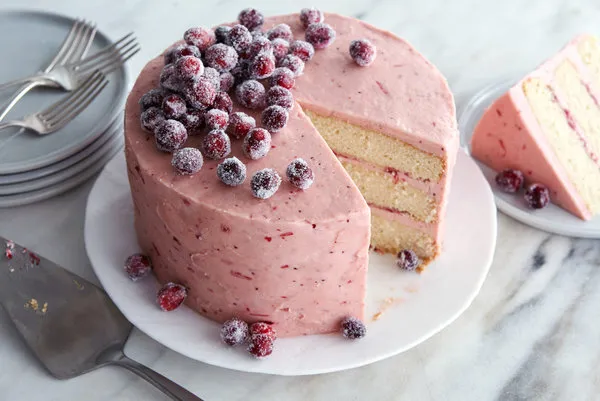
0,81,43,122
0,74,57,93
0,120,25,132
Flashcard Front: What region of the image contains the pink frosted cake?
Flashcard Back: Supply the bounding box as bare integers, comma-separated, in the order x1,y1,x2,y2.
124,10,458,337
471,35,600,219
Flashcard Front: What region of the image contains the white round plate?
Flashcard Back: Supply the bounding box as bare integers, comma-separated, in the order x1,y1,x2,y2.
458,79,600,238
84,150,497,376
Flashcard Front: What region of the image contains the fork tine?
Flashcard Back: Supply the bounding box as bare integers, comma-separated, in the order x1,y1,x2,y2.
77,36,138,74
44,72,106,125
72,33,134,68
66,22,98,64
41,71,102,119
78,40,139,77
101,45,140,75
55,21,87,69
43,19,83,73
48,80,108,131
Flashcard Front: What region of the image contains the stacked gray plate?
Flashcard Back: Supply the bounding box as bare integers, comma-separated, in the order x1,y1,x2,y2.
0,10,129,207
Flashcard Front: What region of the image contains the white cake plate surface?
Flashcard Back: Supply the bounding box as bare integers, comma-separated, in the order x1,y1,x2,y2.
84,150,497,376
459,79,600,238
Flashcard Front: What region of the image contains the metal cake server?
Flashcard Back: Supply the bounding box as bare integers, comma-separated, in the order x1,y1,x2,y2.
0,236,204,401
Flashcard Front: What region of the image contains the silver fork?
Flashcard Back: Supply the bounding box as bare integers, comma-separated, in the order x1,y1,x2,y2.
0,19,97,122
0,33,139,92
0,71,108,135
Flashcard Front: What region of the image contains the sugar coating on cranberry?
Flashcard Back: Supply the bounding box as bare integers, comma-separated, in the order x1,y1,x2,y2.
278,54,305,77
251,168,281,199
140,107,165,133
397,249,420,271
270,67,295,89
175,56,204,81
217,157,247,186
248,334,274,358
262,105,289,133
243,128,271,160
139,88,165,111
172,147,203,175
267,23,293,42
219,72,235,92
305,22,336,49
267,86,294,109
300,7,324,29
227,112,256,139
212,91,233,114
165,44,201,65
290,40,315,62
179,109,205,135
205,108,229,130
155,119,188,152
235,79,266,109
183,76,217,109
341,316,366,339
124,253,152,281
286,158,314,190
184,27,216,51
220,317,249,346
524,183,550,209
271,38,290,61
162,94,187,119
229,24,252,53
202,129,231,159
203,67,221,90
349,38,377,67
157,282,188,312
231,61,250,85
215,26,232,45
495,169,525,193
160,63,180,92
204,43,239,72
238,8,264,30
249,322,277,339
249,36,273,59
249,53,276,79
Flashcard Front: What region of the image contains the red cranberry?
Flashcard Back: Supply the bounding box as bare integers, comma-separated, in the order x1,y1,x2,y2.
202,129,231,159
139,88,165,111
350,39,377,66
270,67,295,89
140,107,165,133
205,109,229,130
278,54,304,77
172,147,203,175
203,67,221,90
238,8,264,30
155,119,188,152
524,183,550,209
397,249,420,271
243,128,271,160
251,168,281,199
267,24,293,42
305,22,336,49
157,282,188,312
248,334,274,358
215,26,232,45
290,40,315,62
340,316,366,339
165,44,201,64
220,317,249,346
231,61,250,85
267,86,294,109
235,79,266,109
286,158,314,190
249,36,273,58
175,56,204,82
162,94,187,119
179,109,205,135
495,169,525,193
212,91,233,114
160,64,180,92
249,53,276,79
250,322,277,338
183,76,216,109
227,112,256,139
262,105,289,133
271,38,290,61
219,72,235,92
184,27,216,51
205,44,238,72
300,7,324,29
229,24,252,53
217,157,247,186
124,253,152,281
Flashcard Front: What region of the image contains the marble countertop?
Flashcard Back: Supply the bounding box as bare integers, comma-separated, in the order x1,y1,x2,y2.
1,0,600,400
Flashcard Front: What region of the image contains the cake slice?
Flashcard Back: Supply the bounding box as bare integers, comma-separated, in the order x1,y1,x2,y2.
471,35,600,220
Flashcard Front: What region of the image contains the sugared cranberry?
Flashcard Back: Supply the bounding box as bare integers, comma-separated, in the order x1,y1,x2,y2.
217,157,247,186
300,7,324,29
250,37,272,58
229,24,252,53
202,129,231,159
270,67,295,89
251,168,281,199
165,44,201,64
235,79,266,109
203,67,221,90
184,27,216,51
524,183,550,209
243,128,271,160
249,53,276,79
305,22,336,49
179,109,205,135
139,88,165,111
183,76,216,109
495,169,525,193
140,107,165,133
250,322,276,338
219,72,235,92
160,63,180,92
157,282,188,312
286,158,314,190
278,54,304,77
215,26,232,45
124,253,152,281
290,40,315,62
248,334,274,358
220,317,249,346
349,39,377,67
205,109,229,130
267,86,294,109
262,105,289,133
227,112,256,139
340,316,366,339
212,91,233,114
231,61,250,85
271,38,290,61
172,147,203,175
162,94,187,119
267,23,293,42
155,119,188,152
238,8,264,31
204,44,238,72
397,249,420,271
175,56,204,81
